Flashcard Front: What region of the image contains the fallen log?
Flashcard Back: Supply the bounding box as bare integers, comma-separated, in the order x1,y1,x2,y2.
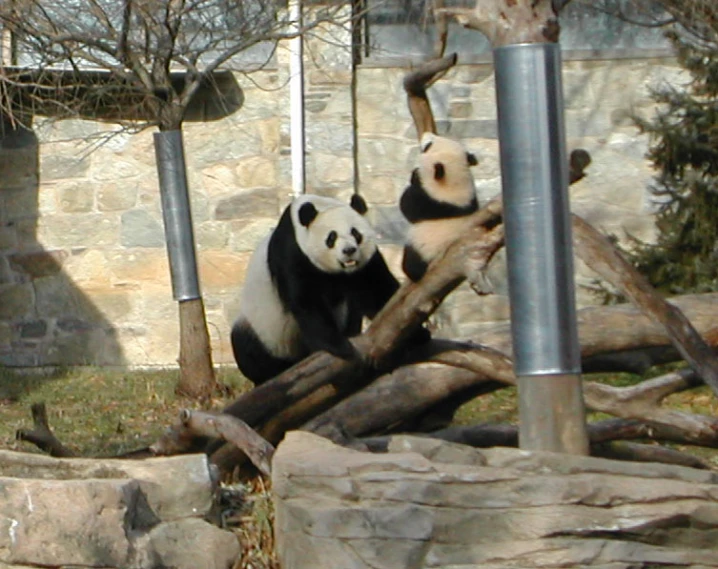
362,419,712,469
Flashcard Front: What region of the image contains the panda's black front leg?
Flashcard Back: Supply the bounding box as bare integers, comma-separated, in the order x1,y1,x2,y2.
290,298,359,362
402,244,428,283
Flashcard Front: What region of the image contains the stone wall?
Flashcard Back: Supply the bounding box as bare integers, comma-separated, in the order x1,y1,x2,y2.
272,431,718,569
0,50,681,368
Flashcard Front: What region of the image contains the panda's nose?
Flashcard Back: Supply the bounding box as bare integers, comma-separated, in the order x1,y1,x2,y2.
343,245,357,256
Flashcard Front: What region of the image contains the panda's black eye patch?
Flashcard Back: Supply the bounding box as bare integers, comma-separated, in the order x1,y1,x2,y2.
326,231,338,248
351,227,363,244
434,162,446,180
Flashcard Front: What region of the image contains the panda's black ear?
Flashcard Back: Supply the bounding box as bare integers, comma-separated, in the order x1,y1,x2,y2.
467,152,478,167
350,194,368,216
434,162,446,181
298,202,318,227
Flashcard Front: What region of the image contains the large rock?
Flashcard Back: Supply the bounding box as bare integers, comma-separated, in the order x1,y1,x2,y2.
0,478,149,567
0,452,239,569
0,450,215,520
273,431,718,569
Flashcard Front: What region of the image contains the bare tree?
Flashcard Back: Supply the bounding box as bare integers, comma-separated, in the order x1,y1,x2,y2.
0,0,353,398
578,0,717,45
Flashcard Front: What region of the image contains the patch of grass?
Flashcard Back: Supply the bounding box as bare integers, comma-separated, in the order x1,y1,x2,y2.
0,366,250,456
0,365,280,569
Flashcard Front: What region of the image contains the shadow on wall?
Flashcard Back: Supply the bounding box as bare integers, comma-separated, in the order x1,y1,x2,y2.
0,115,125,368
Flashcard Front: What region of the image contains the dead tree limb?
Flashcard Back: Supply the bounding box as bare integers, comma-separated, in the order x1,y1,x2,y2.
403,52,458,139
303,325,718,447
572,214,718,397
591,442,710,470
175,409,274,477
15,402,76,458
362,418,711,469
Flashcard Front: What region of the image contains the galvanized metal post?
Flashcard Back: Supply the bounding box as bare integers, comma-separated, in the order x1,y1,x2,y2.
289,0,306,197
494,43,589,454
153,130,201,302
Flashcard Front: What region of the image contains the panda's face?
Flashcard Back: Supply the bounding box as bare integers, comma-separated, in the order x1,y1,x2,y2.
418,132,478,206
292,196,376,274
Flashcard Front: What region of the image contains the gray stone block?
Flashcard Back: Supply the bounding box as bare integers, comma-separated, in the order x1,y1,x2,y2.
273,431,718,569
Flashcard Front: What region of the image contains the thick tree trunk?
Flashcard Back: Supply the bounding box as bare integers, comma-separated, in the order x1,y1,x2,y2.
439,0,561,46
176,297,217,399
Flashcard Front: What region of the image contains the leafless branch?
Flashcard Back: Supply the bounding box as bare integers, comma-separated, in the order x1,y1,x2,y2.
0,0,355,132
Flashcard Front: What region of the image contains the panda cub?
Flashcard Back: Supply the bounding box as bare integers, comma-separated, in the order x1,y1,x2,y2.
231,194,401,386
400,132,479,282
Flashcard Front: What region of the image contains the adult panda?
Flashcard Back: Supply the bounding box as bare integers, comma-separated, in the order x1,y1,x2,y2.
400,132,479,282
231,194,403,386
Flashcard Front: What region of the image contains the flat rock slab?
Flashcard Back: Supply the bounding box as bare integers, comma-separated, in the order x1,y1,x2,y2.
272,431,718,569
0,477,144,567
0,451,239,569
0,450,214,520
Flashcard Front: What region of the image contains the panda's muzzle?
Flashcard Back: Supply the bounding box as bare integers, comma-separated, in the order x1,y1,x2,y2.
340,246,359,269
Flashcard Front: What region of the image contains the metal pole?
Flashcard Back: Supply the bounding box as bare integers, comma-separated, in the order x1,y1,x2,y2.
289,0,306,197
494,42,589,454
153,129,201,302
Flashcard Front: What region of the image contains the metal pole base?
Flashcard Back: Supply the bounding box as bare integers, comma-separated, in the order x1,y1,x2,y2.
518,373,589,455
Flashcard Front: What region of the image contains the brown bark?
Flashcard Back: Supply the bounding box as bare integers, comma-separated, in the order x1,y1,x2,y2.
176,297,218,399
218,219,505,427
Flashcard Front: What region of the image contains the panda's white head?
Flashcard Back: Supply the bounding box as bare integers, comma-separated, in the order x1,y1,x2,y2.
417,132,478,206
290,194,377,274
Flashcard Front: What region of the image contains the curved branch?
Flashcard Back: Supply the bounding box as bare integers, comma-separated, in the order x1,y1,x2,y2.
403,52,458,139
15,402,76,458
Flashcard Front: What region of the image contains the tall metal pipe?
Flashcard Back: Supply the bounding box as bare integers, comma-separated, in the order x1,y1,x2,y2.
153,130,201,302
289,0,306,197
494,42,588,454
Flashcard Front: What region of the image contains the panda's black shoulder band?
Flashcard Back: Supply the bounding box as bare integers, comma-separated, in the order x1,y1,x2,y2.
400,183,478,222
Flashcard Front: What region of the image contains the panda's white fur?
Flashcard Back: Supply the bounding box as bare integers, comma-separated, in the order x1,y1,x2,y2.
231,194,402,385
407,216,478,265
400,132,479,282
236,235,303,361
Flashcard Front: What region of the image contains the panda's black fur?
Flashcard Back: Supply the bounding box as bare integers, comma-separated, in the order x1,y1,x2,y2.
231,194,403,385
400,132,479,282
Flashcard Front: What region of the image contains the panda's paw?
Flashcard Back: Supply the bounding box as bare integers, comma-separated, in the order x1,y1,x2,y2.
327,338,362,362
410,325,432,345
